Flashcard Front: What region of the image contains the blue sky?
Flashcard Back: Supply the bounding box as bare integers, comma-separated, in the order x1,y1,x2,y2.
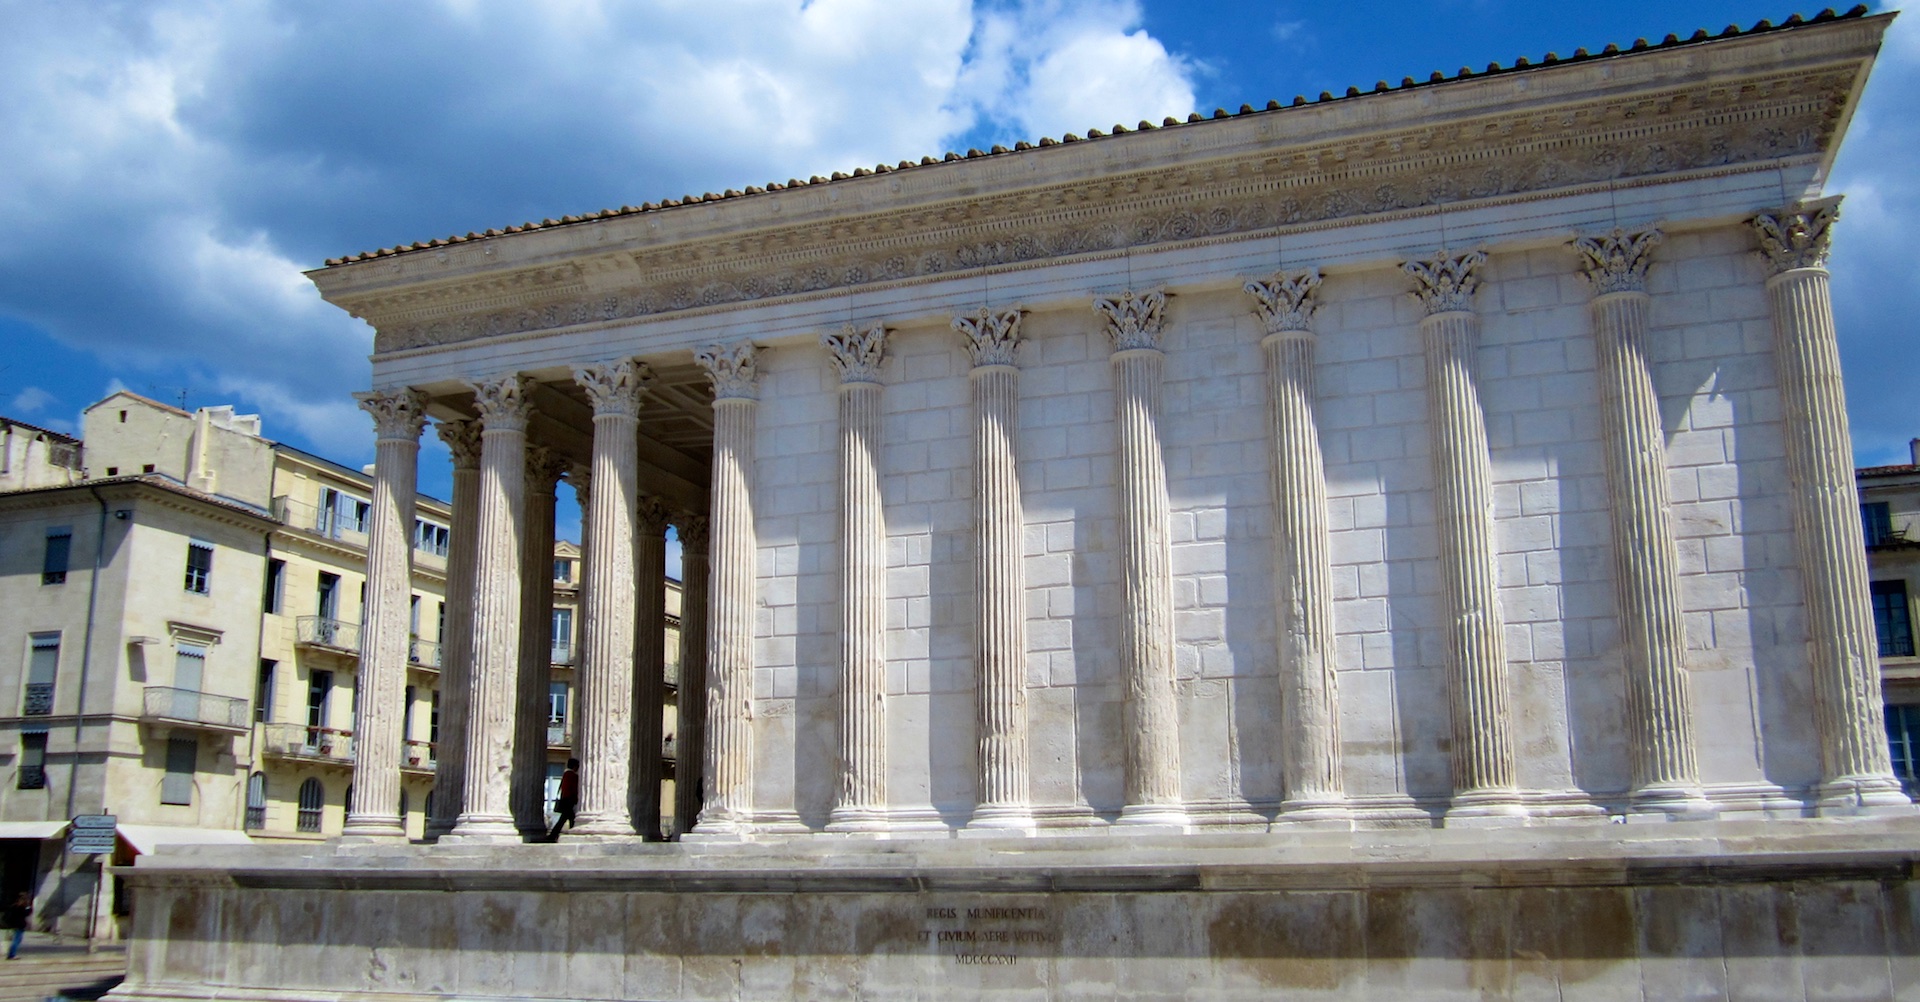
1,1,1915,550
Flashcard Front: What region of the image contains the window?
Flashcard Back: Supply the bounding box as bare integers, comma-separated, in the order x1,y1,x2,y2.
548,681,568,745
414,520,449,558
398,789,409,821
1889,705,1920,793
17,733,46,790
184,540,213,594
319,489,369,538
403,684,417,742
551,608,573,664
161,734,196,805
553,557,573,583
306,670,333,745
25,634,58,716
1864,502,1896,547
1872,580,1915,658
263,559,285,614
430,690,441,746
296,778,324,832
245,773,267,830
255,660,276,723
316,572,340,620
42,529,71,585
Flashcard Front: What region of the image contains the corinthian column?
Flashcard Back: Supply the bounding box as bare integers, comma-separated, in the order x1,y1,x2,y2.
1404,251,1525,824
1096,291,1187,828
631,495,670,839
343,387,426,839
570,359,650,835
1243,272,1348,824
823,323,891,832
1574,229,1714,819
427,419,481,839
673,513,710,837
1753,202,1910,813
511,446,565,838
451,375,533,839
693,341,760,836
954,308,1035,833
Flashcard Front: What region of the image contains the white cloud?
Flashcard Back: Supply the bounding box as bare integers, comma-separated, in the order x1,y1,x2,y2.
959,0,1195,140
7,387,56,415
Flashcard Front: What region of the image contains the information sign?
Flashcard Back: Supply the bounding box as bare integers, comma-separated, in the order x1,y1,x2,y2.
67,814,116,855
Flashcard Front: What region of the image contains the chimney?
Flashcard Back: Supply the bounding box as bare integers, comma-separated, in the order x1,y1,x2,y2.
1910,437,1919,467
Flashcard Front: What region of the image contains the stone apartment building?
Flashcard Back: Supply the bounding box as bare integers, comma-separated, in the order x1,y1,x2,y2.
1865,439,1920,794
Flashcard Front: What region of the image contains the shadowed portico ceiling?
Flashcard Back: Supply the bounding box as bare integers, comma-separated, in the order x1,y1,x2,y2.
426,358,713,510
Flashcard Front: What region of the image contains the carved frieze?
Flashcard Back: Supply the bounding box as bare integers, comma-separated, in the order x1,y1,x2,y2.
365,68,1853,354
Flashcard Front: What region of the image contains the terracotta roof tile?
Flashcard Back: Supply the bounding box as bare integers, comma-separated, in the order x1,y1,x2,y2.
321,6,1872,268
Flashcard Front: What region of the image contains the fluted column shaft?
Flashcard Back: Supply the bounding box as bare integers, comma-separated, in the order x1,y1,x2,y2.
452,376,531,838
695,342,760,835
673,516,710,837
973,366,1032,824
1754,203,1907,811
345,389,425,838
831,372,889,830
427,420,482,838
1423,310,1519,804
510,451,562,838
631,498,669,839
1405,251,1522,821
1112,347,1183,817
572,361,648,835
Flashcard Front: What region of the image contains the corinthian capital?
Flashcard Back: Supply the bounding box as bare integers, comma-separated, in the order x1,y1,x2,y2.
466,374,534,430
525,444,569,489
637,494,671,533
1753,201,1840,275
1094,290,1167,352
355,387,428,441
435,418,483,469
1574,228,1663,295
1244,269,1322,336
822,323,890,384
695,340,761,400
675,512,710,553
1404,250,1486,315
572,358,653,416
952,307,1026,368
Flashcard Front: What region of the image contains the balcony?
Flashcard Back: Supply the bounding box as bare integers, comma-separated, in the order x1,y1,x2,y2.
296,616,360,657
271,496,368,548
662,734,675,762
547,721,570,748
550,639,574,667
22,682,53,716
408,638,441,670
141,686,249,734
402,739,435,774
260,722,355,766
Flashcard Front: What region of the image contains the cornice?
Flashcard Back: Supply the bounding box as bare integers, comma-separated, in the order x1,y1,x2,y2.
310,16,1884,358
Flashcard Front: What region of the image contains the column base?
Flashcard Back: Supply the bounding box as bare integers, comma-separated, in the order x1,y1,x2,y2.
1113,803,1191,834
1627,783,1719,822
443,813,522,843
571,814,638,838
1815,775,1916,817
1272,797,1353,830
826,806,892,835
1442,790,1529,828
339,814,407,840
960,805,1037,838
682,817,753,843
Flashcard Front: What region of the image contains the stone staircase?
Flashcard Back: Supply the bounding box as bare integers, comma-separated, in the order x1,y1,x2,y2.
0,937,127,1001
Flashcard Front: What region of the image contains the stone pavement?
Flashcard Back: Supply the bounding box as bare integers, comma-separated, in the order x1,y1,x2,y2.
0,934,126,1002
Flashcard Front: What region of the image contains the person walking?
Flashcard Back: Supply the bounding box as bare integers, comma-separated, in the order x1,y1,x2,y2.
546,758,579,841
4,891,31,960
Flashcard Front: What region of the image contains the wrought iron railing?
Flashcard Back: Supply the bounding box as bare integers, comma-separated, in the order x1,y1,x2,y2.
141,686,249,729
17,765,45,790
270,496,368,547
296,616,359,653
22,682,53,716
408,638,441,668
550,639,574,666
547,721,569,747
261,722,355,763
403,739,435,770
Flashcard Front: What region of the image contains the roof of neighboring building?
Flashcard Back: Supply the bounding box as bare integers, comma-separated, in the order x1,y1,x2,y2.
320,6,1874,268
83,389,193,419
1860,463,1920,479
270,441,451,511
0,415,81,446
0,473,279,525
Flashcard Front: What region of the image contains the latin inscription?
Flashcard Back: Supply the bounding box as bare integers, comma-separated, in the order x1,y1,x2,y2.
915,905,1057,965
